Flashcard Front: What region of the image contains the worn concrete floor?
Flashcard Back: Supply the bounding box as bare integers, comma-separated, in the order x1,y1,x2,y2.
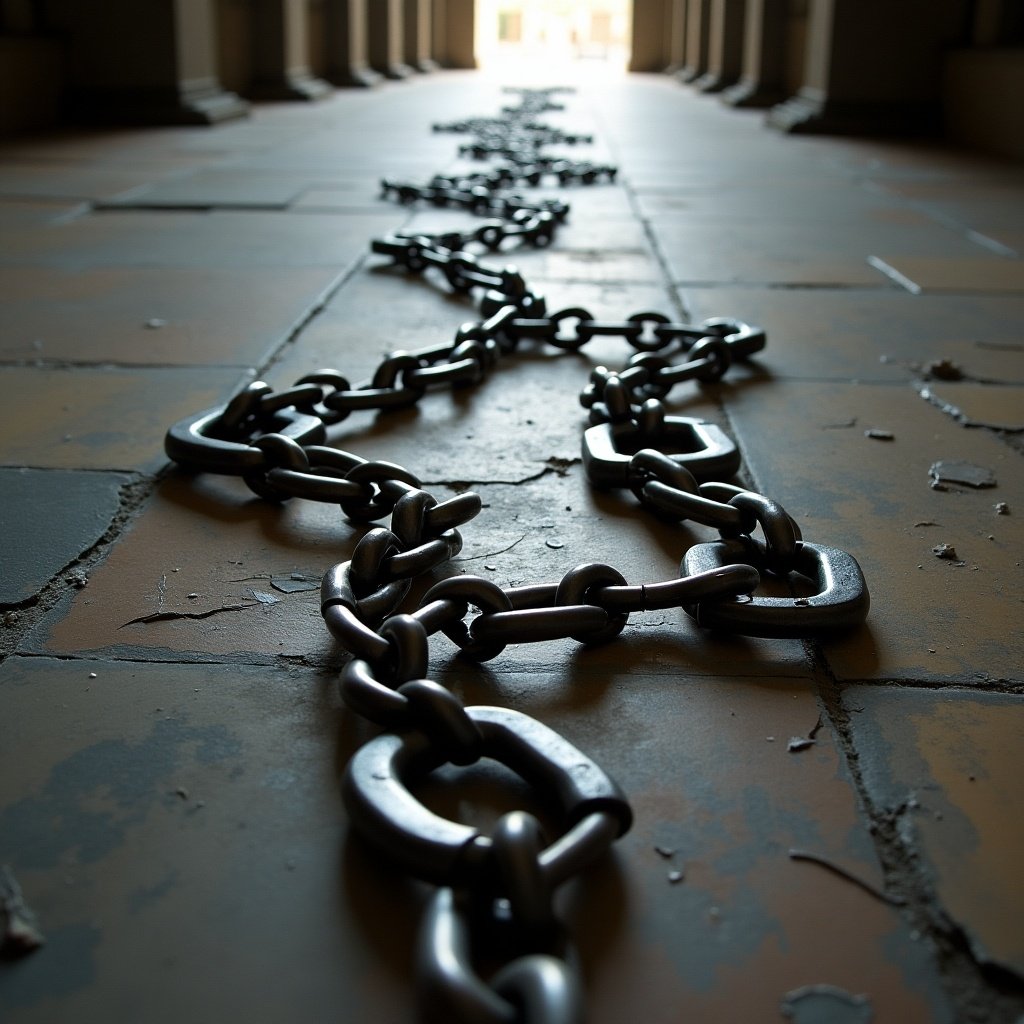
1,70,1022,1023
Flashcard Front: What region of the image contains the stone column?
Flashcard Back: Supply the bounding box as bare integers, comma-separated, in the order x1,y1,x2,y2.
432,0,476,68
51,0,249,125
664,0,689,74
678,0,711,82
696,0,746,92
250,0,333,99
368,0,413,78
722,0,788,107
767,0,957,135
404,0,438,71
629,0,670,72
323,0,382,86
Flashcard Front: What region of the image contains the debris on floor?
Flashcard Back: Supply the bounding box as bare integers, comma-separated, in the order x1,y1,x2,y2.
922,358,964,381
270,574,321,594
928,460,997,489
995,502,1010,515
781,983,873,1024
932,543,962,562
788,849,904,907
1,865,44,958
863,428,894,441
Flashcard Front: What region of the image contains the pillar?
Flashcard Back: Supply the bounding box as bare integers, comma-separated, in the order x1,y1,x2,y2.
404,0,438,71
629,0,670,72
678,0,711,82
368,0,413,78
52,0,249,125
722,0,788,107
323,0,381,86
250,0,332,100
696,0,746,92
664,0,689,74
767,0,959,135
432,0,476,68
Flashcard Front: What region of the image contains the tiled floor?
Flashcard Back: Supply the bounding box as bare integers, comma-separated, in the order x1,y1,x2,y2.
1,71,1022,1023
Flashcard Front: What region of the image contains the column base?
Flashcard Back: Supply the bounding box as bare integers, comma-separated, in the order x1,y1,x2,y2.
66,81,250,126
374,62,415,80
695,71,739,93
249,72,333,102
676,66,704,83
409,58,440,72
767,91,941,136
721,79,784,108
328,65,384,88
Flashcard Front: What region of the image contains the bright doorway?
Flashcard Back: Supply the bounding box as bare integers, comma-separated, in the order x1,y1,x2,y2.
475,0,632,82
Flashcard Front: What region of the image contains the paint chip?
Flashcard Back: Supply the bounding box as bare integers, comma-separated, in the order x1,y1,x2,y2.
1,866,44,958
928,460,997,489
864,428,894,440
787,737,815,753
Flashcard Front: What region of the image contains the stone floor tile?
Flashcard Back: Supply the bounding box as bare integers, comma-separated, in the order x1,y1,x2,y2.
0,266,345,366
656,223,900,287
100,168,367,210
633,185,931,225
0,200,86,230
870,255,1024,294
31,425,813,677
0,210,401,270
0,469,129,604
0,163,180,203
269,269,682,388
719,380,1024,683
678,287,1024,384
289,186,397,212
920,382,1024,431
0,658,952,1023
844,685,1024,978
0,366,245,471
397,206,651,252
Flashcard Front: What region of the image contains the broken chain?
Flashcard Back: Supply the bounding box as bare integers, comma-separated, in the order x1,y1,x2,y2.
165,86,869,1023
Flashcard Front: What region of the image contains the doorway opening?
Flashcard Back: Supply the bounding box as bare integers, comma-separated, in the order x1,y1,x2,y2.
475,1,632,82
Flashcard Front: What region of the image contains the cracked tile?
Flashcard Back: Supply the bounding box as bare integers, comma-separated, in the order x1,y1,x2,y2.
0,658,952,1024
719,380,1024,683
920,383,1024,431
845,686,1024,978
0,469,129,604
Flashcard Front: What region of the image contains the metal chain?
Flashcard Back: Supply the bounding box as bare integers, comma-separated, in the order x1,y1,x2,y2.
165,86,870,1023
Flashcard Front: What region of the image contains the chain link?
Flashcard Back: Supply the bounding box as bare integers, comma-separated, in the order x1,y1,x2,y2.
164,86,870,1024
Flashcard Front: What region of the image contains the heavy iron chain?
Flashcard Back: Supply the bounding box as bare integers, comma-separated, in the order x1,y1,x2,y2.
165,86,870,1023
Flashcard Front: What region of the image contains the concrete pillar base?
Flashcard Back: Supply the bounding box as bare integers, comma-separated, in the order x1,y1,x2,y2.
249,72,333,101
68,81,250,126
695,71,733,93
767,90,941,136
721,79,784,107
329,65,383,87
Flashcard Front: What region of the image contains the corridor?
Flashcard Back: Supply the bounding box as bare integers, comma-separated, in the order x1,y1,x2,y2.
1,70,1022,1022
